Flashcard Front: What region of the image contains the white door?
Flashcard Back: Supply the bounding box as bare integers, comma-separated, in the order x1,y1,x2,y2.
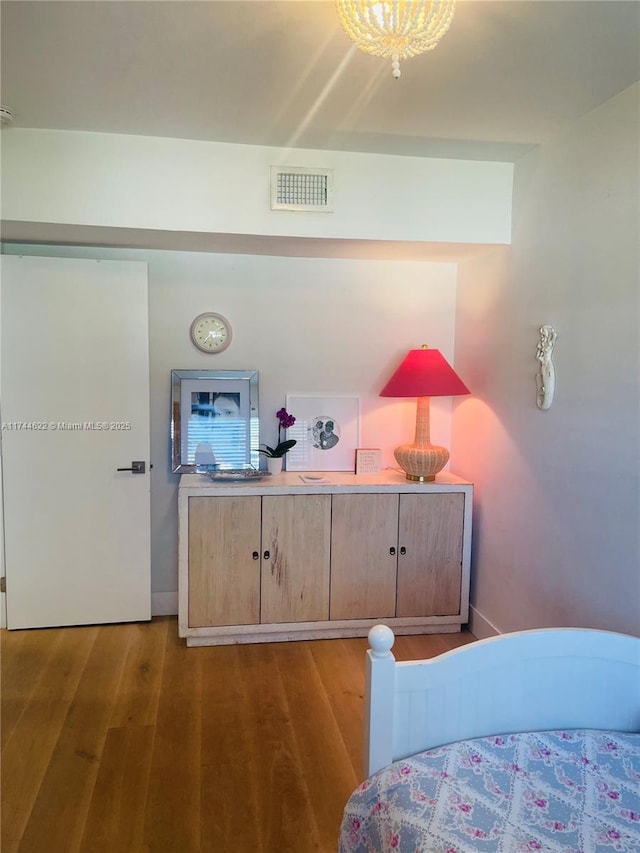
0,255,151,629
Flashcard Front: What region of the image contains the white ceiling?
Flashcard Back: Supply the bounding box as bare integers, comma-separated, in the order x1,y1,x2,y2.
1,0,639,163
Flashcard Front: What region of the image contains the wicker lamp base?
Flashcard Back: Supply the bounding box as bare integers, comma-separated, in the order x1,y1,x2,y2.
394,443,449,482
394,395,450,482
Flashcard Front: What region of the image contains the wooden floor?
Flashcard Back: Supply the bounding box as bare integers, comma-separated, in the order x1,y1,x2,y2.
1,618,474,853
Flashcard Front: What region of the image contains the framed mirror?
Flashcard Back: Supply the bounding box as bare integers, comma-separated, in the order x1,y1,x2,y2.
171,369,259,473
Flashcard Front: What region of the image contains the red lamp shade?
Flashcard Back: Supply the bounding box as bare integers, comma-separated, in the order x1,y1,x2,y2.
380,347,470,398
379,346,469,482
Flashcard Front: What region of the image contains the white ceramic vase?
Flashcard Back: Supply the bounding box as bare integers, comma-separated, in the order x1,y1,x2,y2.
266,456,283,475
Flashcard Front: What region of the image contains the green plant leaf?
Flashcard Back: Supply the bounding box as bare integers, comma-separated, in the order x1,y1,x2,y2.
275,439,297,455
256,444,277,457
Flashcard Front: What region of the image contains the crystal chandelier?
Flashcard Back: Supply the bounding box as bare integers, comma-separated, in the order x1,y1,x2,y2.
335,0,456,78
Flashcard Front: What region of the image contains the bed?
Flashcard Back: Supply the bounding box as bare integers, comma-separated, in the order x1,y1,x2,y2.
339,625,640,852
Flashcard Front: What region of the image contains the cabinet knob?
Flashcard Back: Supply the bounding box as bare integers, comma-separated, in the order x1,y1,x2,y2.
389,547,396,556
400,546,406,555
263,550,270,560
252,551,259,560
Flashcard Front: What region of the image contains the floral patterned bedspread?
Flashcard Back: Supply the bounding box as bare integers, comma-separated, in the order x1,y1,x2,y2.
339,730,640,853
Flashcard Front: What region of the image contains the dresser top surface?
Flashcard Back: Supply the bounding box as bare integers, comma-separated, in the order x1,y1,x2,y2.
179,469,472,496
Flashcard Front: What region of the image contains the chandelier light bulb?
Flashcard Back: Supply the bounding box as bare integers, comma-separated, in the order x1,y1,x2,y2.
335,0,456,77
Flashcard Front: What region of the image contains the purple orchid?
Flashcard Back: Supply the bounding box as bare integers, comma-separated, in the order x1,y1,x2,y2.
257,408,297,458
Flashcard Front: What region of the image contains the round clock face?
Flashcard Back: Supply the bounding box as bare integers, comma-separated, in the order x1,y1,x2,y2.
190,313,232,353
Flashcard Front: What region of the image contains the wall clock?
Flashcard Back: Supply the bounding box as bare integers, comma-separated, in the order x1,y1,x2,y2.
189,312,232,353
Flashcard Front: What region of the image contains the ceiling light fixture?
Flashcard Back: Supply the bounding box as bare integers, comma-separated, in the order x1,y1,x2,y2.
335,0,455,78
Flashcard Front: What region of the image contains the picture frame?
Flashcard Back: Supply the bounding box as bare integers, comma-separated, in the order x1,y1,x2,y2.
355,448,382,474
285,394,360,472
171,369,259,473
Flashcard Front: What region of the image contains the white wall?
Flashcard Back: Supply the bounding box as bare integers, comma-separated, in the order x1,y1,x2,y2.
452,83,640,637
2,243,461,605
1,128,511,616
1,129,513,245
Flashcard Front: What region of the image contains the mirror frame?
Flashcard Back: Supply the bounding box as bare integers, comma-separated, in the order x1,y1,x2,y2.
171,369,260,473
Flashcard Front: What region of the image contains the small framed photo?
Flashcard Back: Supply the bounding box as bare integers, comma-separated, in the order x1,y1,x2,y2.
285,394,360,471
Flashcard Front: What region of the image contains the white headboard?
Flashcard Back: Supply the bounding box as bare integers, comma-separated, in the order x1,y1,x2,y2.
364,625,640,778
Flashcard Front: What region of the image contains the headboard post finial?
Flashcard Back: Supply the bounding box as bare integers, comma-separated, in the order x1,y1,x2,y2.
368,624,395,658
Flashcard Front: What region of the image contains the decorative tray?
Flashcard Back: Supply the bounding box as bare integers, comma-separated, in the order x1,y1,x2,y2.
201,469,270,482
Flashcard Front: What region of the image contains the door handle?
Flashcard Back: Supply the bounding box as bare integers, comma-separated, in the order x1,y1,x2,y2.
117,461,146,474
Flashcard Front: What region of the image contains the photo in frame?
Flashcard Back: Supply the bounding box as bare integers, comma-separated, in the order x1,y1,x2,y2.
171,369,259,473
285,394,360,471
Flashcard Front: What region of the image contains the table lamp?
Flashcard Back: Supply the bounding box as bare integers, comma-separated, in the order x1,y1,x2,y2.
380,345,470,481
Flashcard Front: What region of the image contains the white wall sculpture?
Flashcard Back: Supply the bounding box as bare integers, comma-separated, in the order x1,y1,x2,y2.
536,325,557,410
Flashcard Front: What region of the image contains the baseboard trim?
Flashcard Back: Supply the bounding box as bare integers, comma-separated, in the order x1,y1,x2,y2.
152,595,501,632
152,591,178,617
468,605,501,640
0,595,500,632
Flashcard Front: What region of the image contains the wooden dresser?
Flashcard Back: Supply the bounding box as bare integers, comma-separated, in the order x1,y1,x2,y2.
178,470,472,646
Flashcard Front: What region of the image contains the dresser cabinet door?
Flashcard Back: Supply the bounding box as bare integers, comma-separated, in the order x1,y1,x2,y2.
330,493,399,619
396,493,464,617
260,494,331,623
188,495,261,627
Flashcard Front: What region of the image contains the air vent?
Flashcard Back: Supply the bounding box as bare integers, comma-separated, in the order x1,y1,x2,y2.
270,166,334,212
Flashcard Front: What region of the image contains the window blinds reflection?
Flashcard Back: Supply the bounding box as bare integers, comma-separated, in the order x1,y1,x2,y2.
187,414,248,467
